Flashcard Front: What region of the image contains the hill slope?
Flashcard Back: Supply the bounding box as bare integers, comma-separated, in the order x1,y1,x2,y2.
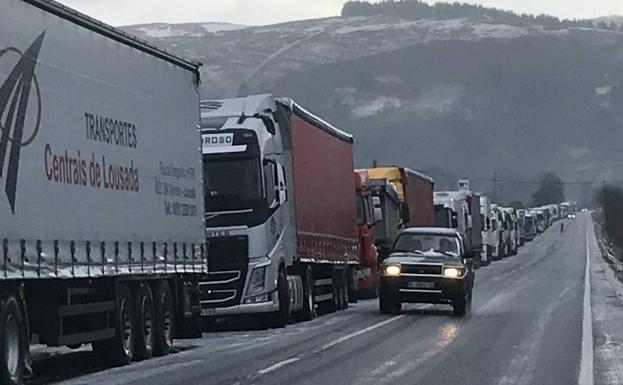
122,12,623,203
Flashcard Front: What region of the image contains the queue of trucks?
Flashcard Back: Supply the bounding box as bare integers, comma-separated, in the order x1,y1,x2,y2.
0,1,581,383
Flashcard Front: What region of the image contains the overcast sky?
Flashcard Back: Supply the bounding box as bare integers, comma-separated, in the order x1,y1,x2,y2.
59,0,623,27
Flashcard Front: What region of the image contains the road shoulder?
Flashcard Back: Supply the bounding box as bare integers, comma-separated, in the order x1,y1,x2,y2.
589,218,623,385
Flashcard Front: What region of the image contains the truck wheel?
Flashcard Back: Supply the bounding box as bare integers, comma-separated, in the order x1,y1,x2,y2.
94,284,135,365
153,281,175,356
299,267,317,321
379,290,401,314
0,295,26,385
267,267,289,328
341,270,350,310
134,285,155,360
335,272,344,311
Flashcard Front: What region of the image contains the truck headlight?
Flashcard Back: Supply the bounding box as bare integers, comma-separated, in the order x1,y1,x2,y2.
246,266,266,295
384,265,401,277
443,267,463,279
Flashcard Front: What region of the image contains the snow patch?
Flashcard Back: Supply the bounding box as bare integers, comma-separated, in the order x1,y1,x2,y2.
201,23,248,33
352,97,403,118
137,25,176,38
470,23,529,39
596,85,613,95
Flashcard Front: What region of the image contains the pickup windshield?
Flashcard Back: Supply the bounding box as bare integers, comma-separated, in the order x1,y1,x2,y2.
393,233,461,256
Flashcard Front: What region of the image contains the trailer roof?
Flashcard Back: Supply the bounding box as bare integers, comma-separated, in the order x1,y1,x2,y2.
23,0,201,75
277,98,354,144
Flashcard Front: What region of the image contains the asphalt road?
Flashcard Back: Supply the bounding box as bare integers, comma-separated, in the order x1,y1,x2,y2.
30,213,623,385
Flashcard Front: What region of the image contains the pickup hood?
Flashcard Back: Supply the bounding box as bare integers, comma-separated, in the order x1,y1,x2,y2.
384,252,462,266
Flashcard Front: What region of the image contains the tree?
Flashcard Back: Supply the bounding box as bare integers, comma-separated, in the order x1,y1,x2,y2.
596,185,623,250
531,172,564,206
597,21,610,29
609,21,618,31
509,200,526,210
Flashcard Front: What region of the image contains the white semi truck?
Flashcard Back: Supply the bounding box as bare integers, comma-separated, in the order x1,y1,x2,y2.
0,1,206,382
480,195,498,265
199,95,359,326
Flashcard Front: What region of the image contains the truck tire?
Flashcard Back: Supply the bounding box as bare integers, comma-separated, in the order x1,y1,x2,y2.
335,272,345,311
267,267,289,328
379,289,401,314
93,284,135,365
341,270,350,310
153,281,175,357
134,285,155,360
0,294,26,385
299,267,317,321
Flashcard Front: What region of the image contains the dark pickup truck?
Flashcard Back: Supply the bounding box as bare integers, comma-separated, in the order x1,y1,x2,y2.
379,228,475,317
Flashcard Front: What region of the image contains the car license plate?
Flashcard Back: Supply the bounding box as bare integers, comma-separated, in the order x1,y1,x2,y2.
408,281,435,289
201,308,216,316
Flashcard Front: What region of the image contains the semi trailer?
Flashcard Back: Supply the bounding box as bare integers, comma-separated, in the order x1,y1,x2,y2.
0,1,206,383
199,95,359,326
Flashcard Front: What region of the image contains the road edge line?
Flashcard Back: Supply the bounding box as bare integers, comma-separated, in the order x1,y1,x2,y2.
579,221,594,385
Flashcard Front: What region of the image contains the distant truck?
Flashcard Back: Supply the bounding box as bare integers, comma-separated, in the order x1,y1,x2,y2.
0,1,206,382
480,195,497,265
491,205,507,259
199,95,359,326
434,190,482,257
501,207,520,255
519,210,537,242
367,167,435,230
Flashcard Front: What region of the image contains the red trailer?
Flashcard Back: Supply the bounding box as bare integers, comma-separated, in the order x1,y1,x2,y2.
401,168,435,228
290,109,360,267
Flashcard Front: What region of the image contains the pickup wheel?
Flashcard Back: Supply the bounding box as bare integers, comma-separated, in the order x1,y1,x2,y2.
299,267,317,321
134,285,155,361
0,294,26,385
153,281,175,356
267,267,289,328
379,289,401,314
93,284,135,366
453,291,472,318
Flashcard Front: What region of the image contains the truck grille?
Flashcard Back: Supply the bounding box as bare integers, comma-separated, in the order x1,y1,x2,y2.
401,264,443,276
201,236,248,308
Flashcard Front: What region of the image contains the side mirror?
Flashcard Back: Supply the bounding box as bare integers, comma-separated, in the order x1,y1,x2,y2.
451,213,458,228
464,250,476,259
372,196,383,223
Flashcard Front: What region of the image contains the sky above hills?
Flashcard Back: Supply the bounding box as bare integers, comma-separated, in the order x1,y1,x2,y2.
59,0,623,26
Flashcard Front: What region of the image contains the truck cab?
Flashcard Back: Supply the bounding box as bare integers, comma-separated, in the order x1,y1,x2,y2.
501,207,519,256
200,96,293,317
480,195,496,265
433,191,481,256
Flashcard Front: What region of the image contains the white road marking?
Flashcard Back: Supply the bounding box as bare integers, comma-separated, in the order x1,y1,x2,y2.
579,223,594,385
255,315,406,376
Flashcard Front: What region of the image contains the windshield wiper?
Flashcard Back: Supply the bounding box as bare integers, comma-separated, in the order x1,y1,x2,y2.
433,249,456,257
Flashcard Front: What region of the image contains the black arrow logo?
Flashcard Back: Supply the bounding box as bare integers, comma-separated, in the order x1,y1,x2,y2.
0,32,45,214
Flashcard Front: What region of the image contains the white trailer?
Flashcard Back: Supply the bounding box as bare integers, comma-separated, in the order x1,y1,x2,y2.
479,195,497,265
0,1,205,382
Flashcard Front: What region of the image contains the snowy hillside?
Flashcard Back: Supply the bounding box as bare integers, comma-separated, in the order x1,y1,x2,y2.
121,14,623,203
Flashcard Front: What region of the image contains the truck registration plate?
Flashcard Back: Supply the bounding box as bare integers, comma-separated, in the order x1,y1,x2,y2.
408,281,435,289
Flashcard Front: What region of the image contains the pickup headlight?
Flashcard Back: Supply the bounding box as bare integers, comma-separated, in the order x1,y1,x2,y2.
443,267,464,279
384,265,401,277
246,266,266,295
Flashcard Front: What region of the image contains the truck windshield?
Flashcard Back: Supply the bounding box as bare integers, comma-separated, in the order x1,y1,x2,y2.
203,157,262,211
393,233,461,256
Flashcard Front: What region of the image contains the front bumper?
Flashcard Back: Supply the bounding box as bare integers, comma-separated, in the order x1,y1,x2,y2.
381,276,468,304
201,290,279,316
